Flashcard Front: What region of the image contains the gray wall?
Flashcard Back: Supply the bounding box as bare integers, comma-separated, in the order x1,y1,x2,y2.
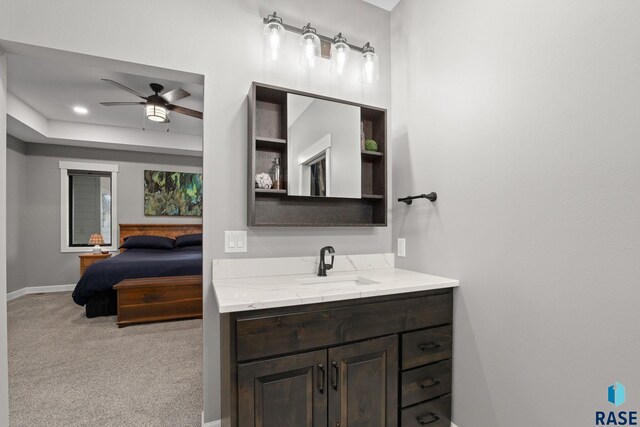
6,135,27,294
7,142,202,290
391,0,640,425
0,0,391,422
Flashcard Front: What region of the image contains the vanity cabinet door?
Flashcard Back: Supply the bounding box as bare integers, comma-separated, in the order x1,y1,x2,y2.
238,350,328,427
328,335,398,427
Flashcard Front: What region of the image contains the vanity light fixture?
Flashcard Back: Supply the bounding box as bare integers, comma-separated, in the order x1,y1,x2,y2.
262,12,379,83
263,12,285,61
299,23,321,68
360,42,379,84
330,33,351,77
145,104,167,122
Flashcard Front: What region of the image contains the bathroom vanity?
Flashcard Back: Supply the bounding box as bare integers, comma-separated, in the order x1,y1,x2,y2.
214,254,458,427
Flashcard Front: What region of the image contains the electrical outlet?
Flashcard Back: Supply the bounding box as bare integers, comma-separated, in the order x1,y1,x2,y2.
225,231,247,253
397,238,406,257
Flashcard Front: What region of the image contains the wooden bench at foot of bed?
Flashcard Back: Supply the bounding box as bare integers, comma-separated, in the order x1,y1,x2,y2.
113,275,203,327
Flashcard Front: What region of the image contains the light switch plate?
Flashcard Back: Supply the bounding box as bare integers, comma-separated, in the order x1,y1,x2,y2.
225,231,247,253
397,238,406,257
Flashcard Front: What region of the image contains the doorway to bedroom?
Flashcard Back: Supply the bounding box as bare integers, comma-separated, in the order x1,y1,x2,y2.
2,41,204,426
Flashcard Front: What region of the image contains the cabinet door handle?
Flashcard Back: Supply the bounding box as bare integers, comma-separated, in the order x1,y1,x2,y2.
418,378,441,389
416,413,440,425
331,361,339,391
418,342,442,352
317,364,325,394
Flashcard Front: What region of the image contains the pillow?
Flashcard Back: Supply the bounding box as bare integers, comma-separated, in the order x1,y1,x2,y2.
120,235,175,250
175,233,203,248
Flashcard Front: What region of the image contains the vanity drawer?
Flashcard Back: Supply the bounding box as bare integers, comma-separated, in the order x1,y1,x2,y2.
401,395,451,427
235,290,453,361
401,360,452,407
402,325,452,370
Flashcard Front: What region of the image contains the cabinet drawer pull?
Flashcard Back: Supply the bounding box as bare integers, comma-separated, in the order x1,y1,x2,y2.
416,413,440,425
418,378,441,389
331,361,339,391
318,364,325,394
418,342,442,352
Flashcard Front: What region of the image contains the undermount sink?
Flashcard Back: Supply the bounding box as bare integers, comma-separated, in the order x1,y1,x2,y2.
296,276,379,286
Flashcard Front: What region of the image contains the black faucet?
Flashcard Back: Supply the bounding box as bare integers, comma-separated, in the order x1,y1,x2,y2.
318,246,335,277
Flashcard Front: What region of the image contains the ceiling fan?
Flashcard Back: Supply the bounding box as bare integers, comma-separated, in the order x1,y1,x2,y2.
99,79,203,123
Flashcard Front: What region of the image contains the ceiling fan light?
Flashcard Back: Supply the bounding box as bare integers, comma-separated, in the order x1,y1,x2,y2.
146,104,167,122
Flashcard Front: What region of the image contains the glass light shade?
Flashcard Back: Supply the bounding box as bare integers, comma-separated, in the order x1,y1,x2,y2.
146,104,167,122
360,47,380,84
299,31,321,69
330,37,351,76
263,20,285,61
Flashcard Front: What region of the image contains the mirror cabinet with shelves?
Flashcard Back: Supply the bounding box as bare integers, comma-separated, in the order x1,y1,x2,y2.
248,82,386,227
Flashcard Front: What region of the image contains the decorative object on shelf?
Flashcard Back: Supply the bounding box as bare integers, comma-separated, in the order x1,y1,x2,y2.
263,12,285,60
255,173,273,189
144,170,203,216
330,33,351,76
365,139,378,152
360,122,366,151
398,192,438,205
299,23,321,68
88,233,105,254
261,12,379,84
360,43,380,84
269,158,283,190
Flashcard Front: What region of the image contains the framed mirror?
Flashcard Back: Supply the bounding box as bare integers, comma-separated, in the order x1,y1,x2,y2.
286,94,361,198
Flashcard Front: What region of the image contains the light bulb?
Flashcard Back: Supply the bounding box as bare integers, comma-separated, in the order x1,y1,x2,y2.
299,24,320,69
263,12,285,61
360,43,379,84
269,28,281,60
330,34,351,77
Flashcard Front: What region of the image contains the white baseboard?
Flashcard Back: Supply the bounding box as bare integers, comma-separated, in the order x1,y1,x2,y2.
202,412,221,427
7,284,75,302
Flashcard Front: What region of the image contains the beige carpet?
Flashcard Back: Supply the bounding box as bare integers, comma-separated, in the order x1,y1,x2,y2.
7,292,202,427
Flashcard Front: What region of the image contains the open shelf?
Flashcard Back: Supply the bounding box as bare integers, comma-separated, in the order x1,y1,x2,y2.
361,194,384,200
256,137,286,144
255,188,287,195
361,150,383,158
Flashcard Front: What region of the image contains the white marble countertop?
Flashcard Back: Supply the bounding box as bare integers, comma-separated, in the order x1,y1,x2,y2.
212,254,458,313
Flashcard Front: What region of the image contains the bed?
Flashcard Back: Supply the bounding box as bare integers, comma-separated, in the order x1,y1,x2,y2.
72,224,203,319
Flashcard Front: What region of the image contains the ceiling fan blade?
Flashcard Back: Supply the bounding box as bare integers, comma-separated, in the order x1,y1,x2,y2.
100,101,146,106
168,105,203,119
162,87,191,103
101,79,147,99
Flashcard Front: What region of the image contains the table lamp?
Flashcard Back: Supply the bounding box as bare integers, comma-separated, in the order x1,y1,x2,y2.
88,233,105,254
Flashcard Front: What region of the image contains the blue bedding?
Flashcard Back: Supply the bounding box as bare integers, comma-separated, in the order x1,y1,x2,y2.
72,246,202,306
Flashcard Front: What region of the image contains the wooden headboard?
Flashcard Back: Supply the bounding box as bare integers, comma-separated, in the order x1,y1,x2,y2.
119,224,203,248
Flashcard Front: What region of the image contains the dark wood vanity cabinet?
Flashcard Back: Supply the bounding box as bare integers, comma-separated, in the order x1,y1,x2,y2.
221,288,454,427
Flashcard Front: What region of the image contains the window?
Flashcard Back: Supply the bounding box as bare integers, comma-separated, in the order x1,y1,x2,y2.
60,162,118,252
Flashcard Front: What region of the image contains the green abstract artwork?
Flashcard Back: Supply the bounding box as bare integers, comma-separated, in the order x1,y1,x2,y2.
144,170,203,217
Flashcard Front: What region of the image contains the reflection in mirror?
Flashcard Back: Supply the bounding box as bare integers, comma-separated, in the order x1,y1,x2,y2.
287,94,361,198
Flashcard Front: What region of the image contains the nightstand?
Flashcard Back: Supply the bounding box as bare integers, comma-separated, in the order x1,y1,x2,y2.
79,253,112,277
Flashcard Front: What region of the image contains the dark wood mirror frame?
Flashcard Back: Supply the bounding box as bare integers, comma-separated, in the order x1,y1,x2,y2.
247,82,387,227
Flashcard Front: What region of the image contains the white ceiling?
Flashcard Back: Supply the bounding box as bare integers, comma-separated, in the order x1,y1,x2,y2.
362,0,400,11
7,54,204,136
0,41,204,156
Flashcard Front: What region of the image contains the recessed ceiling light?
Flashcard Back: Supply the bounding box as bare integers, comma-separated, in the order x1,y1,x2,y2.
73,106,89,115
